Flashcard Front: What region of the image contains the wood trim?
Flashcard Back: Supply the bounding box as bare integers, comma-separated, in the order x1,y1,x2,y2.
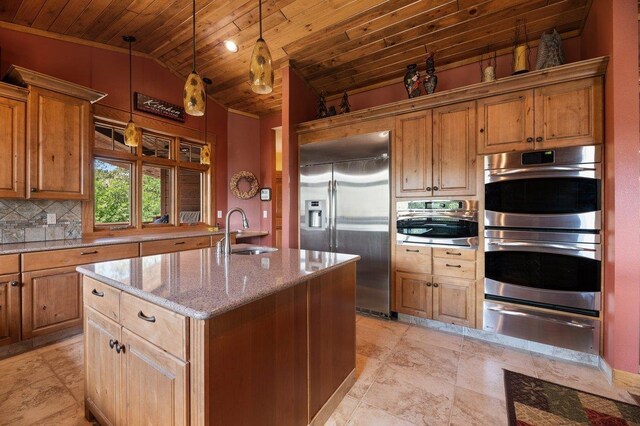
4,65,107,103
613,369,640,393
228,108,260,119
297,57,609,134
308,369,356,426
298,116,394,146
189,319,210,426
0,81,28,101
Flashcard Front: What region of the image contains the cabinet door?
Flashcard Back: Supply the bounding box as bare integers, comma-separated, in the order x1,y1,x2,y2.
394,111,433,197
0,97,25,198
534,78,603,149
432,276,475,327
27,87,90,200
22,266,82,339
121,328,188,426
84,307,121,426
394,271,431,318
0,274,21,346
432,101,476,196
477,90,534,154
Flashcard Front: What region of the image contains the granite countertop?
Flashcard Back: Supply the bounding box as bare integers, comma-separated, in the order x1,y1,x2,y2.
0,229,265,255
77,245,360,320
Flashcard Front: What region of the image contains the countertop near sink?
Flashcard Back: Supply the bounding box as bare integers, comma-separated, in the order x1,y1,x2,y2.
0,228,268,255
77,247,359,320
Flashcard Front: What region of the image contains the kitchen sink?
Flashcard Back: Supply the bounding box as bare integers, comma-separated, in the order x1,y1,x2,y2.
232,246,278,255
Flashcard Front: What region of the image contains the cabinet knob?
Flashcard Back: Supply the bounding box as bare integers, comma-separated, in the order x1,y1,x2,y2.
526,137,534,143
115,342,125,354
109,339,117,349
426,282,432,287
9,281,19,287
42,305,46,310
426,187,432,191
536,137,543,142
479,128,484,133
433,186,439,191
433,283,439,288
30,188,37,193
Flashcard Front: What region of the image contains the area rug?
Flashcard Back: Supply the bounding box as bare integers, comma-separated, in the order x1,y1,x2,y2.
504,369,640,425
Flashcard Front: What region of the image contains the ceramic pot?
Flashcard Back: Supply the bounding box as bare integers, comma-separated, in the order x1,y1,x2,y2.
404,64,421,98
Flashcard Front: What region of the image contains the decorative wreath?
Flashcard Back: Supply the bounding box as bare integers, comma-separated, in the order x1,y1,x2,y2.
230,171,260,199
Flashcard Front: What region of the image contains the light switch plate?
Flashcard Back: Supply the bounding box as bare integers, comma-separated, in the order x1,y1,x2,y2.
217,210,223,219
46,213,56,225
263,210,268,218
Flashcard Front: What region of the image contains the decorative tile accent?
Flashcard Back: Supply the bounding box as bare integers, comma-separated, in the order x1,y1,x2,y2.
0,200,82,243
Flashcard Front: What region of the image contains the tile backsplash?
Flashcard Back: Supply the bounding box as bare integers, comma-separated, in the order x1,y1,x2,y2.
0,200,82,244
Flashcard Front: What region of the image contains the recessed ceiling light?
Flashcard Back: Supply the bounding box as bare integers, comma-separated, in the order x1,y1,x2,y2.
224,40,238,53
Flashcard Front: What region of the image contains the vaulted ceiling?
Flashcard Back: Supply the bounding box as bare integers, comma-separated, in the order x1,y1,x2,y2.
0,0,592,116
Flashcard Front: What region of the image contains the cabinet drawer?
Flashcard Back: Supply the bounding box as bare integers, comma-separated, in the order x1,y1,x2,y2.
432,248,476,261
83,277,121,322
395,245,431,274
22,243,139,272
0,254,19,275
140,236,211,256
432,258,476,279
120,293,188,361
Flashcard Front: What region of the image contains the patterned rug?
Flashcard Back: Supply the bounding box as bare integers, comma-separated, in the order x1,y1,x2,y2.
504,369,640,425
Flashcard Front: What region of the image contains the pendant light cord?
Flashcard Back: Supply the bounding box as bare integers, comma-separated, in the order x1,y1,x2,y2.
128,39,133,121
259,0,262,39
192,0,197,72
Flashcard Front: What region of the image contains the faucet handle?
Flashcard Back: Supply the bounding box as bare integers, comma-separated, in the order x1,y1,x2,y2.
216,237,225,254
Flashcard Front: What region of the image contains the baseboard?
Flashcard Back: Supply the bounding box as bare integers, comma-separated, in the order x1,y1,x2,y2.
613,368,640,393
309,369,356,426
0,326,82,360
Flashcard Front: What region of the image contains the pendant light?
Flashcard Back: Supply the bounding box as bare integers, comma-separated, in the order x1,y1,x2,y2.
123,35,139,147
200,77,212,165
249,0,274,94
183,0,206,116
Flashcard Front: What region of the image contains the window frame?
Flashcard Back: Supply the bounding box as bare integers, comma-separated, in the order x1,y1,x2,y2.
90,120,212,234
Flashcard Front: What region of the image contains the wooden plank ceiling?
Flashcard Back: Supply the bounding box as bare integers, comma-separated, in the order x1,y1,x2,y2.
0,0,591,116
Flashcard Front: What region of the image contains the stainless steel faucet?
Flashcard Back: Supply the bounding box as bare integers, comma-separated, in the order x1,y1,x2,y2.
222,207,249,255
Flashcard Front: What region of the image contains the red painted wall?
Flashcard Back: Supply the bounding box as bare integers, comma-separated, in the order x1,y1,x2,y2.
582,0,640,373
326,37,582,112
0,27,228,214
282,67,317,248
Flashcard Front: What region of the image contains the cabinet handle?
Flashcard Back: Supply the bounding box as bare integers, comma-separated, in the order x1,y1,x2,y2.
91,289,104,297
433,186,439,191
109,339,117,349
445,251,461,256
115,342,125,354
426,282,432,287
81,250,98,255
30,188,37,193
526,137,534,143
9,281,19,287
426,187,432,191
446,264,462,268
405,249,420,253
138,310,156,323
433,283,439,288
174,241,186,245
536,137,543,142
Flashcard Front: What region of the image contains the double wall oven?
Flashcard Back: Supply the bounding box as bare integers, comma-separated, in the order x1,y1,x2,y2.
482,145,602,354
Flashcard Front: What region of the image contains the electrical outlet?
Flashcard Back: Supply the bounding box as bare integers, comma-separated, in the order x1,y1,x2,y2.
263,210,268,218
46,213,56,225
217,210,223,219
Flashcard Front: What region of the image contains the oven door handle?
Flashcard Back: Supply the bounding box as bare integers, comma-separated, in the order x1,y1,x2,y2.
488,166,597,176
487,241,596,252
487,306,595,330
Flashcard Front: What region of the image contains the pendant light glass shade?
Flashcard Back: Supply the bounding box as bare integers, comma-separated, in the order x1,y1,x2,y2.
184,0,206,116
124,119,139,147
184,71,206,116
249,38,273,94
200,145,211,165
200,76,211,165
123,35,138,147
249,0,273,94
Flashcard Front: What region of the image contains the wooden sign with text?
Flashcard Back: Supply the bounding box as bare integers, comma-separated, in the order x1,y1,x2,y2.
135,93,186,122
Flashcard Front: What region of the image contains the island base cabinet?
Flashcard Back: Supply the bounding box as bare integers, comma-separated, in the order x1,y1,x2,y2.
0,273,21,347
84,307,121,426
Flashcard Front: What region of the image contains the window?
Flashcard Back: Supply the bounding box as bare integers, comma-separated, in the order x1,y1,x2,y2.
92,122,210,231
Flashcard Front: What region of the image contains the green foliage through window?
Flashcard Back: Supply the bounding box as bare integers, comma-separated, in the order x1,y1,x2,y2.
94,159,132,225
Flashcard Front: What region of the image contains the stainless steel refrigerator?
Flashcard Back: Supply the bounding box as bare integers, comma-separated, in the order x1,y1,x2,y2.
299,132,390,316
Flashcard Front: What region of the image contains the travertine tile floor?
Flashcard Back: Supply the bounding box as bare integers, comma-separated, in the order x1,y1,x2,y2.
0,315,635,425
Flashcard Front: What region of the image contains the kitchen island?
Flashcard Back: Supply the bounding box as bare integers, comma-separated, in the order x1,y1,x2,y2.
77,247,359,426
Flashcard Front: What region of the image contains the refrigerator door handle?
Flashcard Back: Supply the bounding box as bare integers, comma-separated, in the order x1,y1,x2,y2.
327,180,333,250
332,179,337,251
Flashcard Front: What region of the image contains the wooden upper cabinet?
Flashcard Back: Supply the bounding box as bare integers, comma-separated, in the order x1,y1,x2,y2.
477,90,534,154
0,93,26,198
394,110,432,197
432,101,476,196
0,273,21,347
534,78,603,149
27,87,90,200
